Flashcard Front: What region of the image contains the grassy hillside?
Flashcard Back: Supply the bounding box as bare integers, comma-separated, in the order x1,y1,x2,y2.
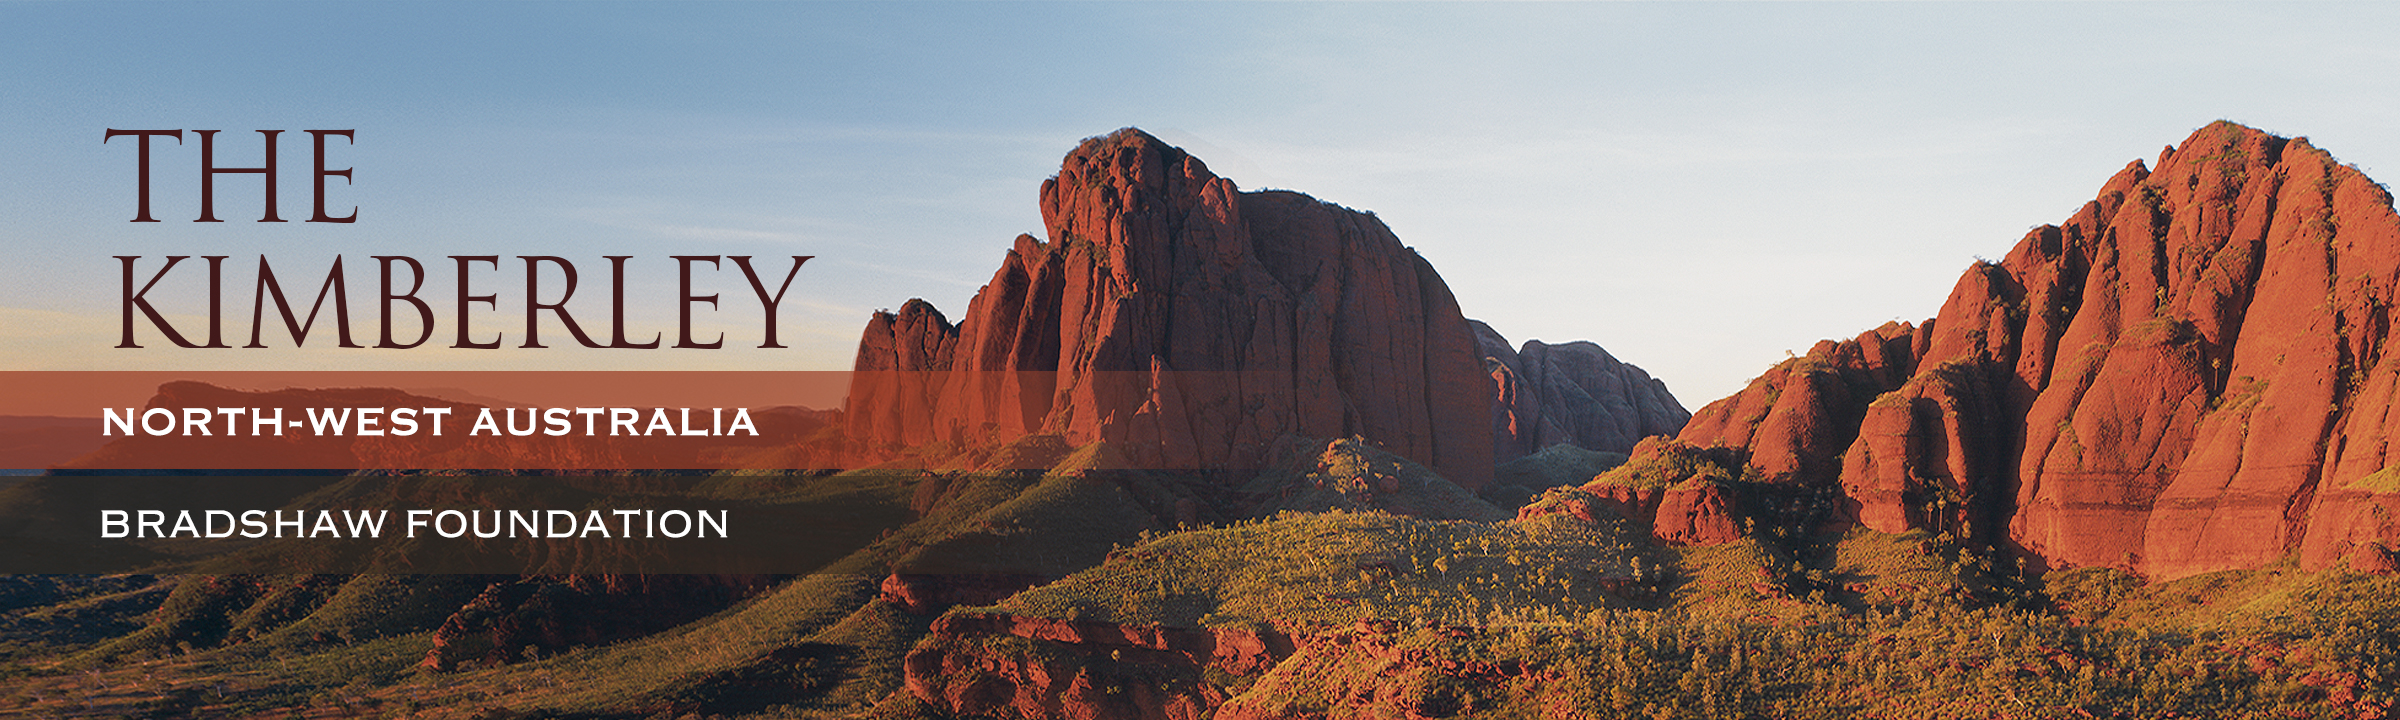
3,436,2397,718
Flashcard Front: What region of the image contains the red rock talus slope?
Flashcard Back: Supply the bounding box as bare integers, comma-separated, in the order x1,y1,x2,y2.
1473,319,1688,462
845,129,1493,487
1650,122,2400,579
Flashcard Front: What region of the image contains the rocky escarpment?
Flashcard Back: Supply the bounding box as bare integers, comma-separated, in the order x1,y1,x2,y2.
845,129,1492,487
1473,320,1688,463
905,614,1551,720
904,612,1292,720
1643,122,2400,579
892,503,1667,720
846,299,960,452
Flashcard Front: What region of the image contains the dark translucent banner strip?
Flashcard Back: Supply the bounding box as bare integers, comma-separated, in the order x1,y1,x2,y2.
0,474,917,574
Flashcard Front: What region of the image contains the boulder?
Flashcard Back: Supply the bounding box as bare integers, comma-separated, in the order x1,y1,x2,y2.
1653,480,1745,546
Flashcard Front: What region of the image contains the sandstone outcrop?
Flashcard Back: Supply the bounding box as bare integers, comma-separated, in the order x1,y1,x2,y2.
1474,320,1688,463
1211,622,1533,720
843,129,1493,487
1652,480,1746,546
1676,324,1921,490
1558,438,1769,547
845,299,959,450
1518,476,1746,547
1663,122,2400,578
904,611,1291,720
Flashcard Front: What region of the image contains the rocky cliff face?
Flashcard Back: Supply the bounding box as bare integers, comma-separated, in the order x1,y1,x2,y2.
844,129,1493,487
1473,320,1688,463
1664,122,2400,579
845,299,960,450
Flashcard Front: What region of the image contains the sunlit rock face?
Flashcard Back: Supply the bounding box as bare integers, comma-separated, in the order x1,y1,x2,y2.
1662,122,2400,579
846,128,1492,487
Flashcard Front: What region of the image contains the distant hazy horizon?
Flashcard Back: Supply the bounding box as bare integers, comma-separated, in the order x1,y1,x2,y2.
5,2,2396,406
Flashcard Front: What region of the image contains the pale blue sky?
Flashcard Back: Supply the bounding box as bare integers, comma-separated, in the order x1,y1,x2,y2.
4,2,2397,405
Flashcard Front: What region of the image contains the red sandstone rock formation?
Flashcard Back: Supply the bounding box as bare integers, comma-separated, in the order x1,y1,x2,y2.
1211,621,1534,720
844,129,1493,487
1515,439,1760,547
1653,480,1746,546
1550,438,1765,547
904,611,1290,720
1841,357,2009,540
1518,478,1745,547
878,572,1049,616
845,299,959,450
1670,122,2400,579
1676,324,1921,489
1517,483,1656,527
1473,320,1688,463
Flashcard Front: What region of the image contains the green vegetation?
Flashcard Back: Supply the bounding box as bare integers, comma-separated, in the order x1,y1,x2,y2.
974,519,2400,720
988,509,1665,630
1224,566,2400,720
1244,436,1508,521
2351,466,2400,494
1593,438,1755,489
5,437,2398,718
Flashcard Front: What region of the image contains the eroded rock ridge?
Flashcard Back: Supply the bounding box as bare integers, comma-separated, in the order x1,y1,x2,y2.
1623,122,2400,578
846,129,1493,487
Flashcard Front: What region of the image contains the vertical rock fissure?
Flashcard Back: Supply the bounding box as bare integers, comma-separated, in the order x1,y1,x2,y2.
1663,123,2400,578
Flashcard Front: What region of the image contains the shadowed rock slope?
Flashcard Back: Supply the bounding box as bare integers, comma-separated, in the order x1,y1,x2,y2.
1626,121,2400,580
1473,319,1688,463
847,129,1493,487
